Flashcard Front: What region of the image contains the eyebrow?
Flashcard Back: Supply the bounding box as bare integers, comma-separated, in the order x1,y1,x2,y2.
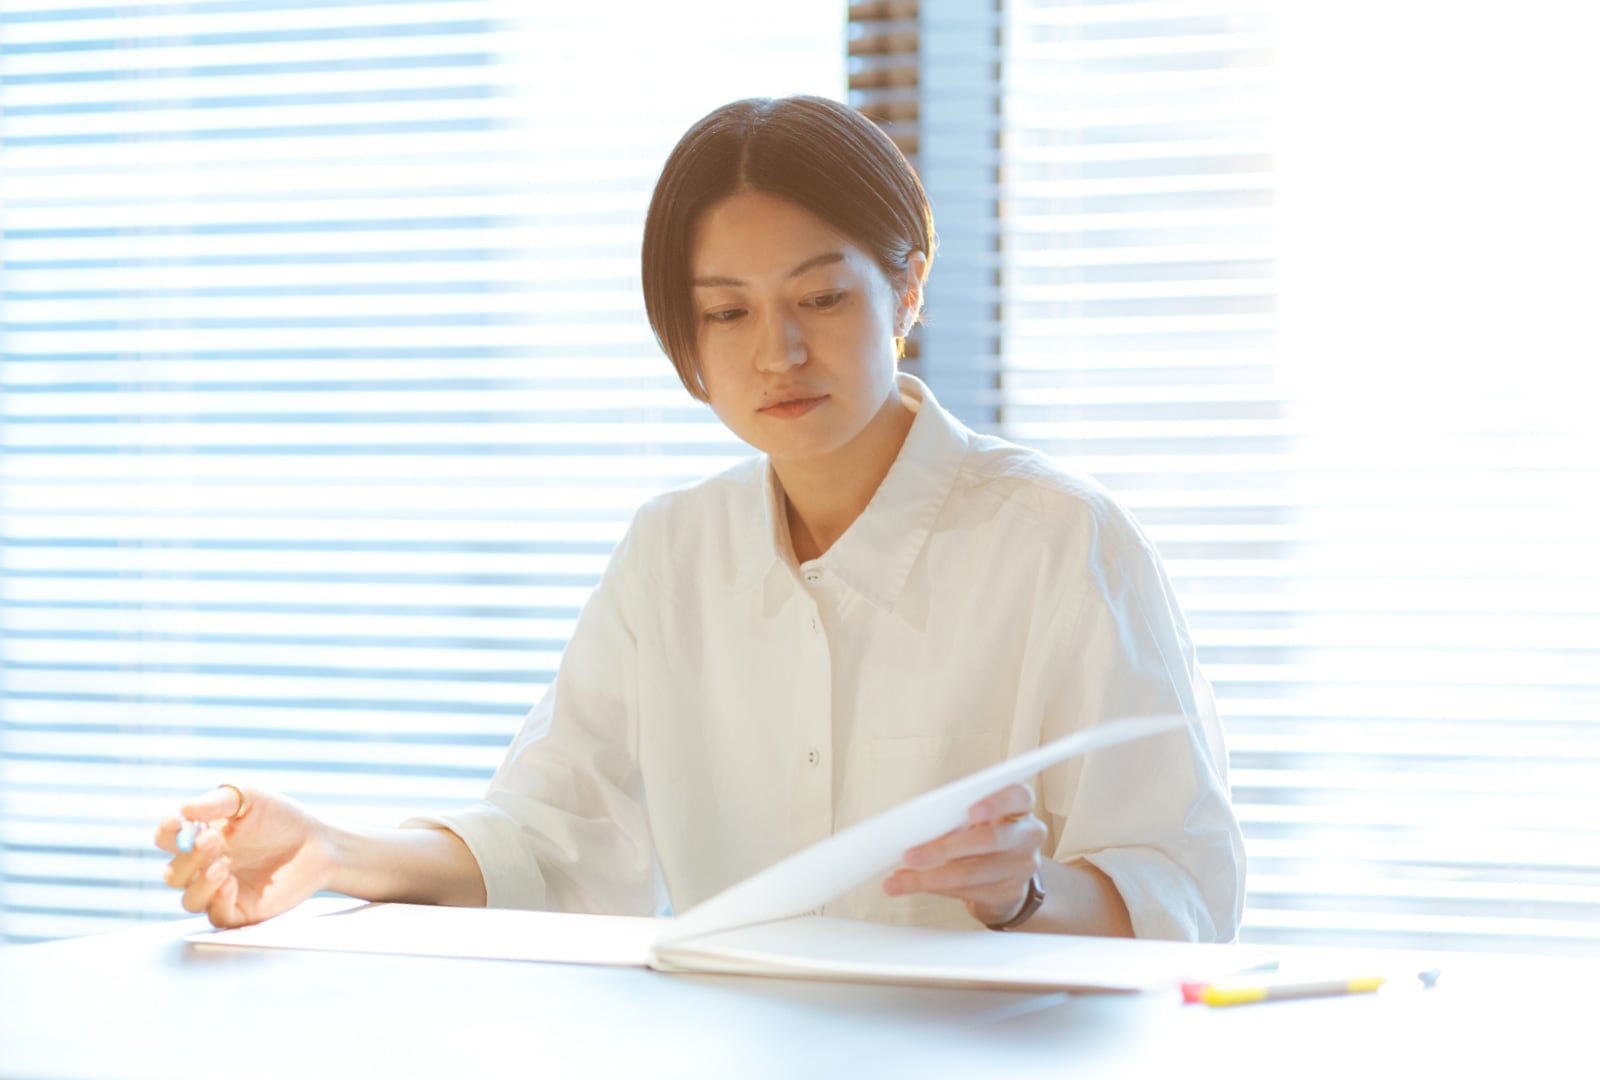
691,251,845,288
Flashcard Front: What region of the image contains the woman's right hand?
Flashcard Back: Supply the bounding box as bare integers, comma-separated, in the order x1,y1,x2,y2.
153,785,339,929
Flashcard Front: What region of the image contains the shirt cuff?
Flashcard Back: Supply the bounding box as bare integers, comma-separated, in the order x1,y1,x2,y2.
1072,846,1216,942
401,804,549,911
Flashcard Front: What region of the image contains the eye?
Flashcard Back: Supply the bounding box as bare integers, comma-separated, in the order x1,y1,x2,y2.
806,291,846,311
703,308,745,324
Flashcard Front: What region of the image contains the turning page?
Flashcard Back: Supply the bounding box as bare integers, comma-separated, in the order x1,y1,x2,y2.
657,713,1189,945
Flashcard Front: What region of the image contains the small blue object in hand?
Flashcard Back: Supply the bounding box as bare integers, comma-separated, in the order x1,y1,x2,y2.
175,820,206,853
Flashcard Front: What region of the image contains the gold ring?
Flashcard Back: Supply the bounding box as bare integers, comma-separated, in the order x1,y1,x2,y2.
218,783,247,820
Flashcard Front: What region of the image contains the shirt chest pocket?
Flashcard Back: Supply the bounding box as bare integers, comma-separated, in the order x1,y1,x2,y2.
869,731,1007,811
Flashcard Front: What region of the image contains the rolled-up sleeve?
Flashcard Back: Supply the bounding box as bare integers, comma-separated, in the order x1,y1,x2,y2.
1036,514,1246,942
402,509,665,917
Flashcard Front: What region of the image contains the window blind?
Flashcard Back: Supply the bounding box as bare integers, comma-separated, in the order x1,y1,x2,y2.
1000,0,1600,954
849,0,1004,429
0,0,843,945
8,0,1594,957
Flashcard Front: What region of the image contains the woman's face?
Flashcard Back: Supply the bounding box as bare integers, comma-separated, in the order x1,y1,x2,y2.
688,190,916,467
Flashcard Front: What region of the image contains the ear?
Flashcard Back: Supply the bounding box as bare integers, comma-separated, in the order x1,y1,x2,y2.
894,250,930,338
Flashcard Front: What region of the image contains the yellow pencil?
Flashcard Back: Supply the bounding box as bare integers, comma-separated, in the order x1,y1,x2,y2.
1182,976,1387,1007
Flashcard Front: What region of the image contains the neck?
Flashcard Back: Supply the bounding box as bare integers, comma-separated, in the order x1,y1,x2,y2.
776,388,915,564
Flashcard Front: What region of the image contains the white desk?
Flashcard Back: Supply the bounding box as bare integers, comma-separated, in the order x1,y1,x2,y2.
0,916,1590,1079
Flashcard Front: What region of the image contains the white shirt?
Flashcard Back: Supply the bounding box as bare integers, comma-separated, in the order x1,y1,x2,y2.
408,374,1245,942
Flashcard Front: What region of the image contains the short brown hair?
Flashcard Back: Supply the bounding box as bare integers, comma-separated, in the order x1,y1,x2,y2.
641,96,936,401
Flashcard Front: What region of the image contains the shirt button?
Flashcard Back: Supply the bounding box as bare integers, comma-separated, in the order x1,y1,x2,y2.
806,748,820,767
804,570,822,583
809,616,819,634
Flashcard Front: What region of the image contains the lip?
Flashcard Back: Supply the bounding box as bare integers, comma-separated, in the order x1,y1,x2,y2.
758,393,828,419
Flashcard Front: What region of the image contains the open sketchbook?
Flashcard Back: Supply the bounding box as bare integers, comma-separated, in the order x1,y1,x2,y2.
190,714,1273,993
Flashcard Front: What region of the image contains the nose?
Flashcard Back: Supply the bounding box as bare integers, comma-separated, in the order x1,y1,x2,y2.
754,309,806,373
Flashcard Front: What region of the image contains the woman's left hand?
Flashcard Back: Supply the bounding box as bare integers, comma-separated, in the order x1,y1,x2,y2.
883,782,1048,926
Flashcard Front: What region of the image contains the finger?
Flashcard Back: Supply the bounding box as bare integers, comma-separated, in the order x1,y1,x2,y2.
180,785,248,824
968,783,1035,825
162,828,226,889
208,875,247,929
886,851,1039,899
905,815,1047,868
153,816,184,854
903,822,980,868
154,814,217,855
181,856,231,914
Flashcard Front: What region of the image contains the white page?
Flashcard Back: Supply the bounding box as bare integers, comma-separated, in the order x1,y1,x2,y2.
190,898,661,967
655,915,1275,993
658,713,1190,946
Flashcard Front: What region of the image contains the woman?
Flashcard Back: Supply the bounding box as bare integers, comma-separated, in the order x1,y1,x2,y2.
155,96,1244,941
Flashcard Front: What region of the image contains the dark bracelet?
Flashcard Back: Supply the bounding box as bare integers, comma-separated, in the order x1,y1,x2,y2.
983,871,1045,931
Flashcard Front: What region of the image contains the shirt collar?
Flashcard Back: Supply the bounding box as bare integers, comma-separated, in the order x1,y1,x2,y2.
735,373,971,612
